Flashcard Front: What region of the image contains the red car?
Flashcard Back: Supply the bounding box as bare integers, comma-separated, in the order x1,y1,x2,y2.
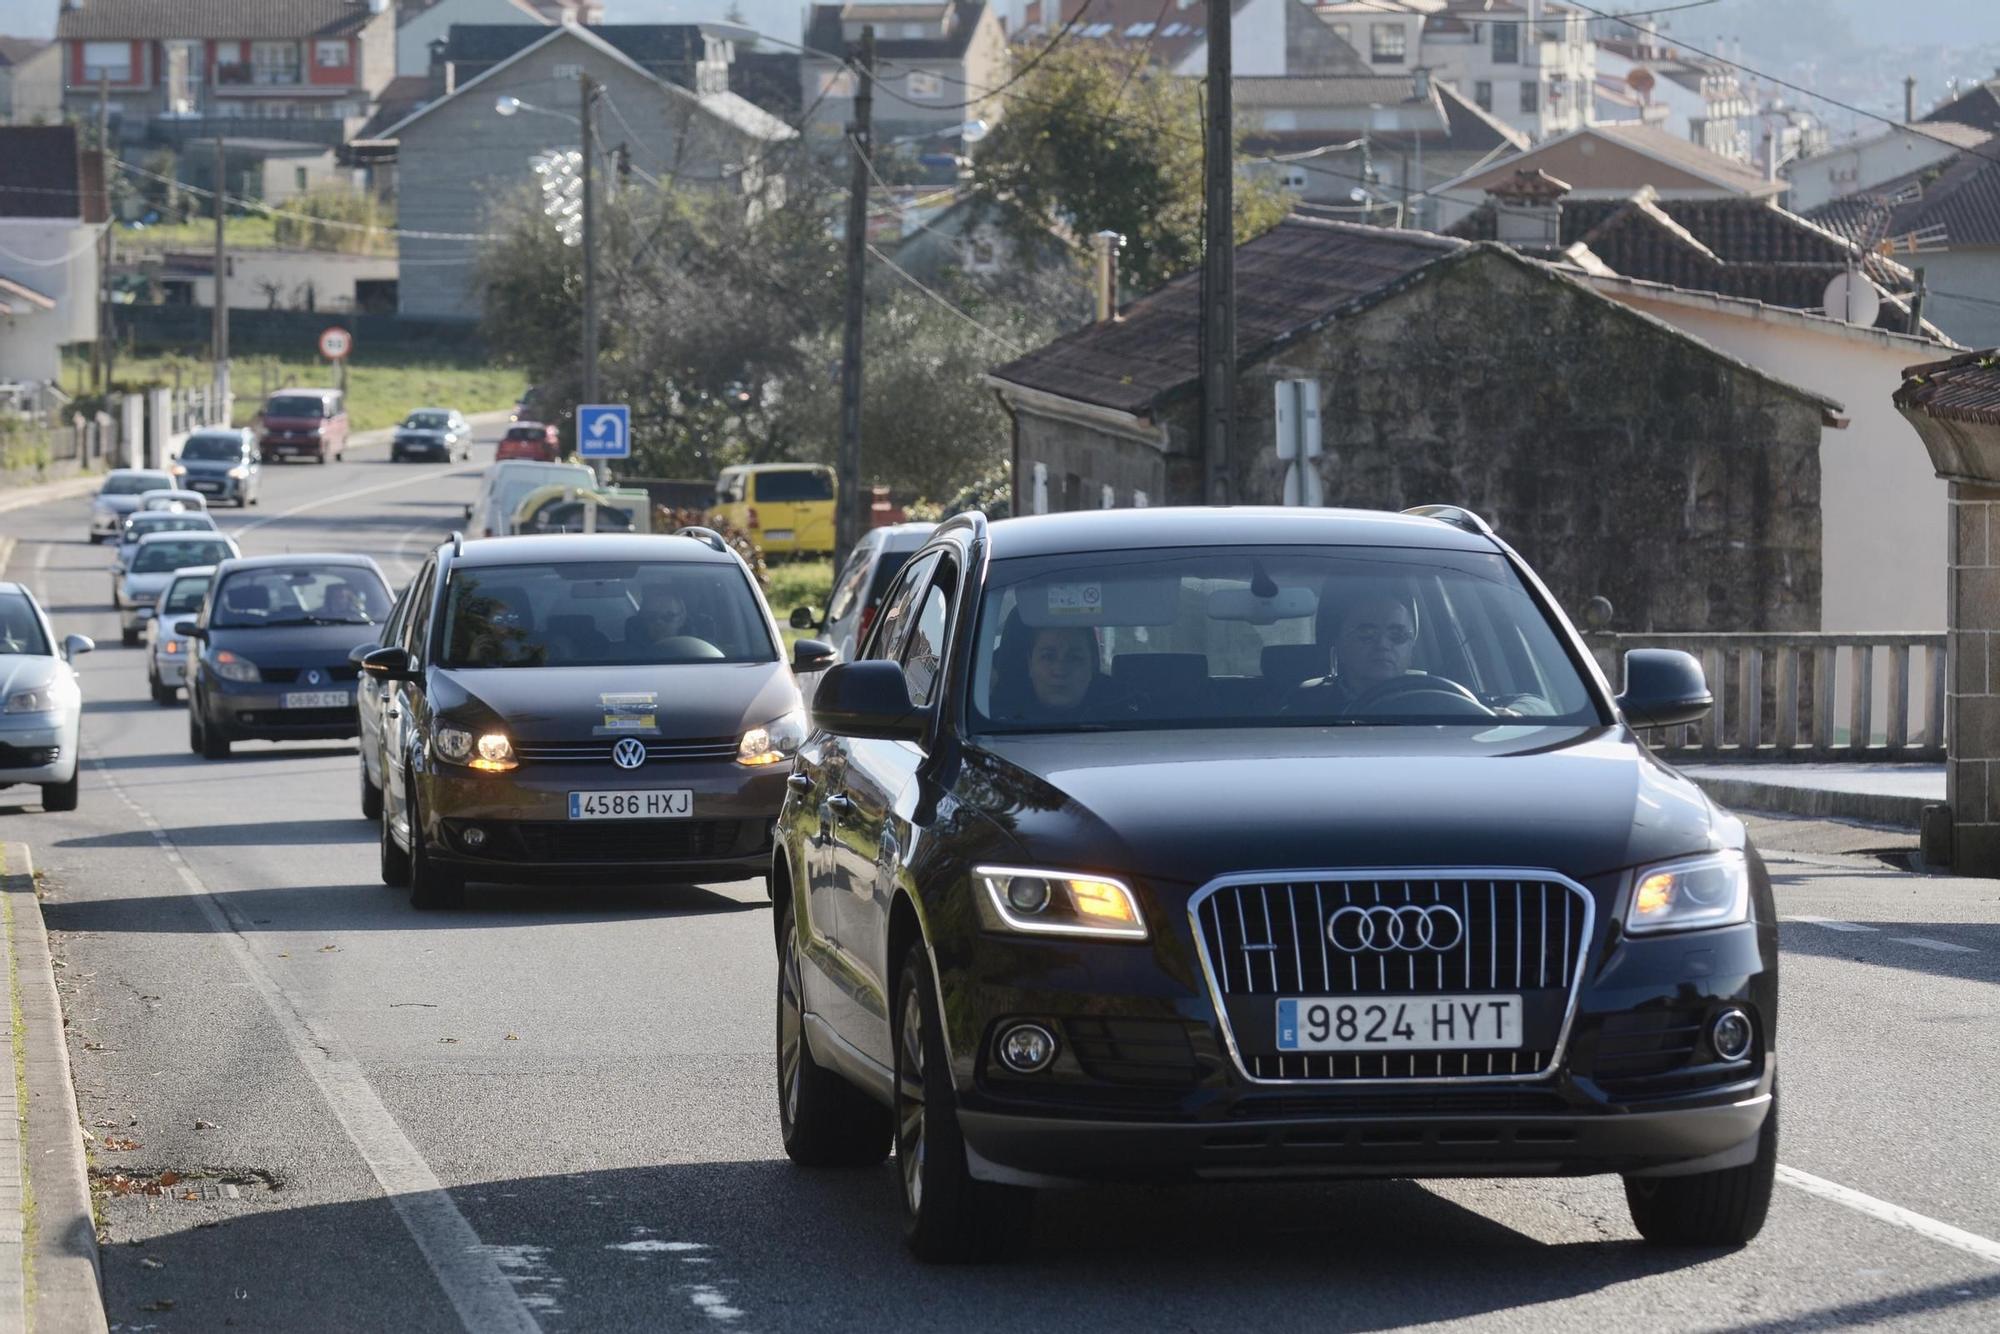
496,422,561,462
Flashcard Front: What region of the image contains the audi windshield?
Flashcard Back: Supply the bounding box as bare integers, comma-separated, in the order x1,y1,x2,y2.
965,546,1604,733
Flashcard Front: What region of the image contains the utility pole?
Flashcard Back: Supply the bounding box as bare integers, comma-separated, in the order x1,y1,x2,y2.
1911,265,1928,329
1200,0,1234,504
212,135,230,424
92,73,109,391
1904,74,1917,123
579,73,604,482
836,25,874,565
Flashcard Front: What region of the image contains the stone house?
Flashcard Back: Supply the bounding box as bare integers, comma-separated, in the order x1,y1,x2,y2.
987,215,1844,635
381,23,792,321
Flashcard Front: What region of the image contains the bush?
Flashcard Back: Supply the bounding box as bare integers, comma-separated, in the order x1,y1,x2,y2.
271,187,393,255
653,506,768,589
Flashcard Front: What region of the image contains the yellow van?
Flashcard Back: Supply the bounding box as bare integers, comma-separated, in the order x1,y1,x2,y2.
714,464,836,557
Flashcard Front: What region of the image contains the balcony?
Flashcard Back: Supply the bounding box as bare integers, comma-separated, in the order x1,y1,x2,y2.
215,62,301,89
147,114,355,149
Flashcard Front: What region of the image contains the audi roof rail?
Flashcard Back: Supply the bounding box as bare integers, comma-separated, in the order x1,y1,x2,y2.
677,525,730,554
1402,504,1494,537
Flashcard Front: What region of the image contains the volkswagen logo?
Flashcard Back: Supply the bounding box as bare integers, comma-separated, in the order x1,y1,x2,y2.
1327,904,1465,953
305,669,321,686
612,738,648,770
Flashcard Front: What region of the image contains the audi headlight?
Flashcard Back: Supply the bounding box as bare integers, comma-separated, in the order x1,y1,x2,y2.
4,680,75,714
738,708,807,766
210,650,260,683
1625,850,1750,935
975,865,1147,940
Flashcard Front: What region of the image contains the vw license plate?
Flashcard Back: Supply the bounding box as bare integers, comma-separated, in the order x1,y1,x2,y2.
282,691,347,708
569,789,693,820
1275,994,1522,1052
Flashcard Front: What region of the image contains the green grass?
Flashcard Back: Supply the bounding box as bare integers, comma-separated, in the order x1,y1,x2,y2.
65,350,523,435
766,559,834,647
113,215,393,256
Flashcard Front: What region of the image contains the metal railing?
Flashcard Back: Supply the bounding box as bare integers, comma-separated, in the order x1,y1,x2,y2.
1588,632,1946,763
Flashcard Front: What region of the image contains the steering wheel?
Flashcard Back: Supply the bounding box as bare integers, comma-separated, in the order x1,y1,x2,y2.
1344,673,1496,719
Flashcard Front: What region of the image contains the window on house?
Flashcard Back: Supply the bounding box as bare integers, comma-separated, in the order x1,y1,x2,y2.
1474,80,1492,111
82,41,132,83
294,166,309,191
251,41,301,86
907,69,941,98
1520,80,1539,114
1370,24,1406,64
315,40,349,68
1492,23,1519,63
552,63,582,80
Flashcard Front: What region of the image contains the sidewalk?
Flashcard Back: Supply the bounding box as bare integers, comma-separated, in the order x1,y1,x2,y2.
2,844,109,1334
1681,763,1942,831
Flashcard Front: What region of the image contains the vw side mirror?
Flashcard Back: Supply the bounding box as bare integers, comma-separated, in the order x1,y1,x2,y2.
175,620,205,640
348,641,383,665
360,645,416,681
62,633,94,660
788,606,817,630
812,660,924,741
1617,649,1713,729
791,637,837,674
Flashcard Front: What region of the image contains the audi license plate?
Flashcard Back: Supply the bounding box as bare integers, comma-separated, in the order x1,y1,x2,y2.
569,789,693,820
1275,995,1522,1052
282,691,347,709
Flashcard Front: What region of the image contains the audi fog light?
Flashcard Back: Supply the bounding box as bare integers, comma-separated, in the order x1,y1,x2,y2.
462,826,488,849
1625,850,1750,934
1711,1009,1754,1062
997,1023,1057,1074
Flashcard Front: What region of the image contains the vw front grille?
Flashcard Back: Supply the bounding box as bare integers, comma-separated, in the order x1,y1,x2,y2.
513,737,739,765
1190,872,1594,1084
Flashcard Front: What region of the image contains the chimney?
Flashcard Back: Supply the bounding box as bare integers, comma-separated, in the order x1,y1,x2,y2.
1092,230,1124,323
1905,74,1917,123
1487,168,1570,246
444,60,458,95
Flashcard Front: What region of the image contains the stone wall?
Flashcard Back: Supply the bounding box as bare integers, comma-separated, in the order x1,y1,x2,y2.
1948,483,2000,870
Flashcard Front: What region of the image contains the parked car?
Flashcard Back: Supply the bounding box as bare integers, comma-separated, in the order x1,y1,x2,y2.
181,554,393,758
171,428,262,507
110,511,220,593
118,532,240,646
0,581,93,811
352,578,418,822
392,408,472,463
789,521,936,698
466,461,596,539
714,464,836,557
497,422,561,463
773,506,1774,1261
147,566,216,705
88,468,175,543
359,530,829,908
137,488,209,514
257,387,349,464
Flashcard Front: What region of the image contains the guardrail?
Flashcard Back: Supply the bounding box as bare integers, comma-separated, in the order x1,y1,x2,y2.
1587,632,1946,762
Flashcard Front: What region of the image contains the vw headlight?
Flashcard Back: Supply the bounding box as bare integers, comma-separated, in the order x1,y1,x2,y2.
433,725,516,772
4,679,75,714
738,708,807,766
975,865,1147,940
210,650,260,683
1625,850,1750,935
227,465,249,479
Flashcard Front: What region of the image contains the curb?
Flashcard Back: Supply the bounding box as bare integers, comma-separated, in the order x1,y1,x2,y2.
1687,775,1927,832
0,475,101,519
2,844,109,1334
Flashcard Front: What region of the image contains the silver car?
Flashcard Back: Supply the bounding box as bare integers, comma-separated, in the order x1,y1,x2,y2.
148,565,216,705
110,510,219,589
0,581,92,811
88,468,175,543
119,532,240,646
391,407,472,463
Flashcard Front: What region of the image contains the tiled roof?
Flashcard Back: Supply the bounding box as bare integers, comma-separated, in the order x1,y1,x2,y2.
1590,122,1775,195
804,0,987,61
352,74,431,142
0,126,104,223
1233,75,1424,109
1924,81,2000,136
990,217,1464,415
0,37,51,67
1807,149,2000,251
1239,80,1524,158
55,0,377,40
1448,190,1921,331
1011,0,1252,69
444,23,709,80
1895,349,2000,426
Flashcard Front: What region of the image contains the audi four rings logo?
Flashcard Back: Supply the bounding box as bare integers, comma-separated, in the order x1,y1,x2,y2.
612,738,648,770
1327,904,1465,953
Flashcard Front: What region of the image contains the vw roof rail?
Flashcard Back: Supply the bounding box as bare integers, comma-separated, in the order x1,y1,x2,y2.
448,530,464,557
677,525,730,554
933,510,988,545
1402,504,1494,537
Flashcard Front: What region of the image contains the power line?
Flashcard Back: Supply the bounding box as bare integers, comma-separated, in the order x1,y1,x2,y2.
111,156,499,242
879,0,1104,115
1341,0,1720,26
864,242,1025,354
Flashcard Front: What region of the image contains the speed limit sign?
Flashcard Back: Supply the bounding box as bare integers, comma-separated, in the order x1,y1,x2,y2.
318,327,353,361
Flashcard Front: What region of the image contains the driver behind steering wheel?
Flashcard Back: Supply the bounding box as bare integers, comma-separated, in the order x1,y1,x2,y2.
1292,591,1420,710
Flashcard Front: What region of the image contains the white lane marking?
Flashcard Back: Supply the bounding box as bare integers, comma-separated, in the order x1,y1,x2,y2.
390,520,446,580
87,749,542,1334
1785,915,1877,933
231,464,479,539
1890,936,1981,954
1778,1166,2000,1267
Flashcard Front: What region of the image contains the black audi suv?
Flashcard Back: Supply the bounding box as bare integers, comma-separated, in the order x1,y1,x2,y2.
773,506,1776,1262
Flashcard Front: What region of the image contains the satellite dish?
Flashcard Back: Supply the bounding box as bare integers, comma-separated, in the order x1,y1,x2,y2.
1625,67,1656,98
1821,270,1881,327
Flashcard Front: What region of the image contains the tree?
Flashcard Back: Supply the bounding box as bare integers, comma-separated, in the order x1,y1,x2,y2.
967,40,1289,292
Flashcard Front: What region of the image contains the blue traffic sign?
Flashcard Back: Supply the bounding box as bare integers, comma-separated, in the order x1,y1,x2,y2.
577,404,630,458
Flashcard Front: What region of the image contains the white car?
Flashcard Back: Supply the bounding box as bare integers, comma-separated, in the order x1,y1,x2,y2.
148,565,216,705
110,509,219,583
88,468,175,543
137,488,210,514
0,581,92,811
119,531,240,646
465,460,596,539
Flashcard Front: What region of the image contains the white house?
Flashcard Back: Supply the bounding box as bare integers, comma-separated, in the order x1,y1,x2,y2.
1592,34,1752,162
0,126,103,390
1785,121,1992,214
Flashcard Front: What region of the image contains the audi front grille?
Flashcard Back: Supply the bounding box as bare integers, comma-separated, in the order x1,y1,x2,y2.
1189,871,1595,1085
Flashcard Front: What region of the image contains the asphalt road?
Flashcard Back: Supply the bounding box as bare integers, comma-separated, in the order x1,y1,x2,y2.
4,438,2000,1331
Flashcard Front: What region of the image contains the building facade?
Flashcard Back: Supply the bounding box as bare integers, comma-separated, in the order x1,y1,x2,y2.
0,126,105,388
798,2,1009,149
0,39,63,125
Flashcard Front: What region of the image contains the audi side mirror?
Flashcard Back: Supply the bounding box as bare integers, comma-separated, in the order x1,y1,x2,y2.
1617,649,1712,729
812,660,923,740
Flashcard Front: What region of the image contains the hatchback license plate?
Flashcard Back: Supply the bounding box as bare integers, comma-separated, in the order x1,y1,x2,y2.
190,480,222,492
282,690,347,709
569,789,693,820
1275,995,1522,1052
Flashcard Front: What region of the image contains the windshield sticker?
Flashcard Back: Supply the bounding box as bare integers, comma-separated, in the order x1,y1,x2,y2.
596,691,660,735
1045,582,1103,617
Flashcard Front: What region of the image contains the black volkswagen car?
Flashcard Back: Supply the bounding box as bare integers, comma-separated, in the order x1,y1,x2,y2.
359,531,826,909
774,507,1775,1262
181,554,394,759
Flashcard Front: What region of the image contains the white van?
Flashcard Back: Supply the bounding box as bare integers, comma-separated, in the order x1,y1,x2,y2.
465,461,598,539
